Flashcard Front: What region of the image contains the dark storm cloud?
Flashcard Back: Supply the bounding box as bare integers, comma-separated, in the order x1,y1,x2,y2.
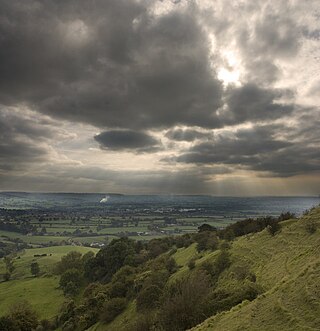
165,128,212,142
0,0,301,132
0,0,318,192
173,125,290,164
251,146,320,177
94,130,160,152
0,107,52,171
169,122,320,177
0,0,223,130
223,83,294,124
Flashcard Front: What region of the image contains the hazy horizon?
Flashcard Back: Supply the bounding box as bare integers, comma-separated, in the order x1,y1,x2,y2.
1,191,319,198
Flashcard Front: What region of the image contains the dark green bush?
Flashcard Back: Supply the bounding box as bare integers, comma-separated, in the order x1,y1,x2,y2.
100,298,128,323
136,285,163,311
59,269,83,296
165,257,178,274
159,271,212,331
187,258,196,270
8,300,39,331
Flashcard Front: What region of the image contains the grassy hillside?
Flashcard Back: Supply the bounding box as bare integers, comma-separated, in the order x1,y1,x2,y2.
0,246,98,319
192,208,320,331
86,208,320,331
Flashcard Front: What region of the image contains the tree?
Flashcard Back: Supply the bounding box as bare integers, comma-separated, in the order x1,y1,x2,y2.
100,298,128,323
4,256,14,280
198,224,216,232
91,238,136,281
31,262,40,277
136,285,162,311
159,271,212,331
55,251,83,274
165,257,178,274
187,258,196,270
0,316,16,331
4,256,14,273
8,300,39,331
59,269,83,296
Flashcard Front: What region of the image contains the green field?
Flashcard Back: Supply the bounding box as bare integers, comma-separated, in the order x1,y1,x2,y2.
0,230,70,245
0,246,98,319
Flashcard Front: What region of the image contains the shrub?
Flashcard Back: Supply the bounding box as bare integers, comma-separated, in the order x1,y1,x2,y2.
187,258,196,270
109,281,128,298
36,319,55,331
200,250,231,283
165,257,178,274
0,316,16,331
214,250,231,273
194,231,219,252
3,272,11,281
132,313,157,331
100,298,128,323
305,219,317,234
58,300,76,326
31,262,40,277
60,269,83,296
8,300,39,331
278,212,296,221
198,224,217,232
205,281,262,316
55,251,83,274
267,222,281,236
136,285,163,311
159,271,212,331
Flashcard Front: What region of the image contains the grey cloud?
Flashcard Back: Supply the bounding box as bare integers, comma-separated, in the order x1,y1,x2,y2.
94,130,160,152
251,13,300,59
165,128,212,142
223,84,294,124
0,107,51,171
170,122,320,177
302,27,320,40
0,0,223,130
244,60,280,85
0,105,76,174
251,146,320,177
168,125,287,162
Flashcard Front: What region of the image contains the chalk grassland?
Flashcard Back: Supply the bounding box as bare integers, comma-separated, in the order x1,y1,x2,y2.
192,209,320,331
0,246,98,319
88,208,320,331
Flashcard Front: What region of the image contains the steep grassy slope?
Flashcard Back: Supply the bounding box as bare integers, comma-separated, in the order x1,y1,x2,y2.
0,246,98,319
192,208,320,331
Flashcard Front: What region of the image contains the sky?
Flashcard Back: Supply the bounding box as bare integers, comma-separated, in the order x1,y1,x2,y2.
0,0,319,195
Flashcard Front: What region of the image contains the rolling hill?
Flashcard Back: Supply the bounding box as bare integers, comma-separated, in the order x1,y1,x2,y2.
87,207,320,331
